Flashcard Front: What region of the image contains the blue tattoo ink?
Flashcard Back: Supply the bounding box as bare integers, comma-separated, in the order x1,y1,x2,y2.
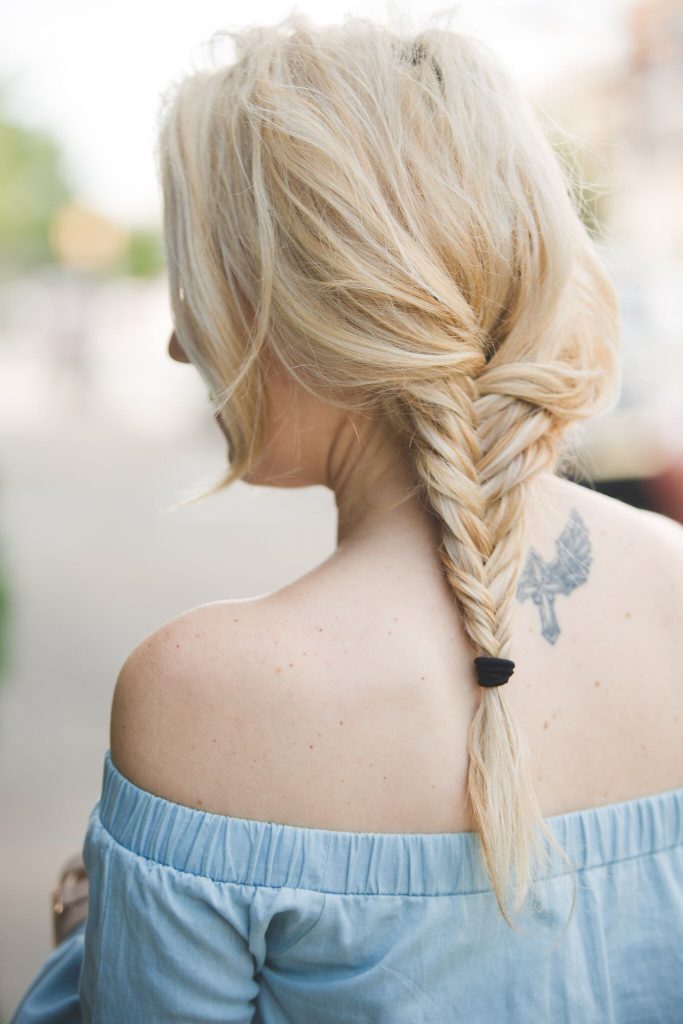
516,507,592,645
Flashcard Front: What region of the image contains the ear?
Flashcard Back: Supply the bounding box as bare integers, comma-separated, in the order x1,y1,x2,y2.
168,331,191,363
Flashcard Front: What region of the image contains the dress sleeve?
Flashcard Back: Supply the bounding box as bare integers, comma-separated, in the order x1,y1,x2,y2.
79,809,259,1024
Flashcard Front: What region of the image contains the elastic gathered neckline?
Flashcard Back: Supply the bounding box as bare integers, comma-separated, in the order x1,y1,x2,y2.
96,749,683,897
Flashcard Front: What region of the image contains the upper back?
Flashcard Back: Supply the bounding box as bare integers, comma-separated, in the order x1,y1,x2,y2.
113,471,683,834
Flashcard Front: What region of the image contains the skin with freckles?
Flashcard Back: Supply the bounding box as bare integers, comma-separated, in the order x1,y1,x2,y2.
110,332,683,835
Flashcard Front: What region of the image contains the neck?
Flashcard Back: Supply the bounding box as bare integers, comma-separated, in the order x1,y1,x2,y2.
325,414,435,551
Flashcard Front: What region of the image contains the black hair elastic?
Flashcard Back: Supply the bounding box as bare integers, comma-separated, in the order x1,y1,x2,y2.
474,656,515,687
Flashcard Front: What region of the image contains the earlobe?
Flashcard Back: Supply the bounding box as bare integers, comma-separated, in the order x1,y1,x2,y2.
168,331,191,363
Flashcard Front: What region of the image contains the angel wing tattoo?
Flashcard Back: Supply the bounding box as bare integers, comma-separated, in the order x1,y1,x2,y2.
516,507,592,645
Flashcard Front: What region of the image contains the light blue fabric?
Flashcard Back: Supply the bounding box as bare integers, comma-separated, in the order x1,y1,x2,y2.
11,748,683,1022
9,921,84,1024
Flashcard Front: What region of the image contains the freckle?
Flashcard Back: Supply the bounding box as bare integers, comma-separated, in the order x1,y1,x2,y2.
594,680,601,687
275,666,282,673
393,617,398,621
302,651,307,656
640,743,646,750
340,777,344,783
552,713,557,719
421,675,425,680
388,630,392,634
625,611,631,619
339,720,343,726
383,776,387,780
194,633,200,639
197,798,203,805
432,783,436,788
176,643,180,648
288,662,294,668
233,618,239,622
309,744,314,749
543,720,549,729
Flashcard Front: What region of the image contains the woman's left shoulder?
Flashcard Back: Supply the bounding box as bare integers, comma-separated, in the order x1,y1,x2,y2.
108,594,294,813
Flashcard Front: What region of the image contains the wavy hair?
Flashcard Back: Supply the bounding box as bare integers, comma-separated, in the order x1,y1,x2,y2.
155,10,621,930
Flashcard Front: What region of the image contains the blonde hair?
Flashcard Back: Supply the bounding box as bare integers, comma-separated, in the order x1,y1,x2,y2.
155,10,621,931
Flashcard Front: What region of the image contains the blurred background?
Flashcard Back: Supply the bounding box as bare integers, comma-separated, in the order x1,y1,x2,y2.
0,0,682,1016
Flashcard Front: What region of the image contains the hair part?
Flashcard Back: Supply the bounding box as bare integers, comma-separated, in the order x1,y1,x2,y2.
155,9,621,932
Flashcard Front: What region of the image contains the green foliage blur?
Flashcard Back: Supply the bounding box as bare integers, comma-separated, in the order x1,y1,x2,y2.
109,225,166,278
534,102,612,241
552,134,610,240
0,95,72,280
0,84,164,283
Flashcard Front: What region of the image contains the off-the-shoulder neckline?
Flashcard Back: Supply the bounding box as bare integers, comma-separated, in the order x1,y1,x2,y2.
102,748,683,838
94,749,683,896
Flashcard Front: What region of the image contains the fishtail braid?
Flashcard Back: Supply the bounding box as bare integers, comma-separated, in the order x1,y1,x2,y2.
403,363,580,931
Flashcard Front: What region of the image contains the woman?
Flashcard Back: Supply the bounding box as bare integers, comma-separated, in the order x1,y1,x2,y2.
11,12,683,1022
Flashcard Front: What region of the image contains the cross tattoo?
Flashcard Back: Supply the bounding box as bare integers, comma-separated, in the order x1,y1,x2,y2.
516,507,592,645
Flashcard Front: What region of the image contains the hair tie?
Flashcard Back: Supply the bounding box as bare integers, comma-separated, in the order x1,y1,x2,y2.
474,656,515,687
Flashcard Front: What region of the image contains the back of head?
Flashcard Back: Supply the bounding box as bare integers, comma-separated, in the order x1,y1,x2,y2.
155,10,621,930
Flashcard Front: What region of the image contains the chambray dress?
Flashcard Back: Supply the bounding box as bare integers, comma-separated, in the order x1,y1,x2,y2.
11,748,683,1023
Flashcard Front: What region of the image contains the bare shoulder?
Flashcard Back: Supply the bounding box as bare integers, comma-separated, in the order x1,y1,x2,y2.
107,475,683,829
630,501,683,627
109,594,293,814
520,473,683,802
520,477,683,702
533,473,683,592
